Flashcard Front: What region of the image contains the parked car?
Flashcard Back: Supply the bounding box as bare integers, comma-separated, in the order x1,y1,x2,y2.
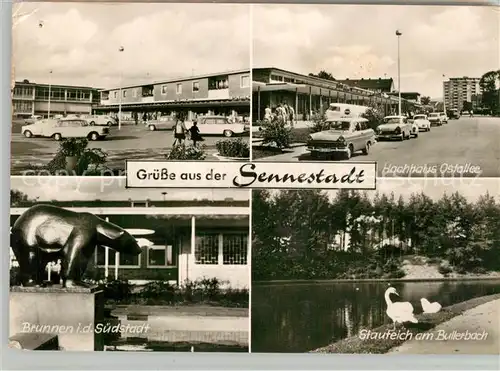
376,116,414,141
86,115,117,126
439,112,448,124
146,116,176,131
412,114,431,132
428,112,443,126
447,109,460,119
196,116,249,137
23,115,43,125
306,117,376,160
21,118,109,141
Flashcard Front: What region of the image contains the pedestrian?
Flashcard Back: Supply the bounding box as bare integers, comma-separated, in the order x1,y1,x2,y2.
188,121,204,148
264,105,272,122
133,111,138,126
142,112,148,124
173,113,187,146
287,104,295,127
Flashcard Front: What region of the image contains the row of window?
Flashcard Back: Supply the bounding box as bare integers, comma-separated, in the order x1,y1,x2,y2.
94,233,248,268
111,76,250,99
12,101,33,112
34,89,92,101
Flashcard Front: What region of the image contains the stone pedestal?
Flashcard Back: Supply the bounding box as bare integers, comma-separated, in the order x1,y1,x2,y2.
10,286,104,351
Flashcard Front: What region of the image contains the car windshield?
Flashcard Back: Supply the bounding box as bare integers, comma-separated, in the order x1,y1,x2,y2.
429,113,439,117
414,115,426,120
328,121,352,131
384,118,402,124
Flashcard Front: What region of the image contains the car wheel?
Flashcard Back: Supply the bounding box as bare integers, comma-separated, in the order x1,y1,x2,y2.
53,133,62,141
89,132,99,141
223,130,233,137
89,121,96,126
362,142,370,155
107,122,113,127
345,144,353,160
149,125,156,131
23,130,33,138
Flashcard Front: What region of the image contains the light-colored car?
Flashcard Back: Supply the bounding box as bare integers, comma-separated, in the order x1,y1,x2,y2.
23,115,43,125
146,116,176,131
439,112,448,124
428,112,443,126
412,114,431,132
306,117,376,160
197,116,249,137
76,115,116,127
376,116,414,141
22,118,109,141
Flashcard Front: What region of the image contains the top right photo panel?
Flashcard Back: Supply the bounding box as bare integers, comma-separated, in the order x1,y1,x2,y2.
251,4,500,178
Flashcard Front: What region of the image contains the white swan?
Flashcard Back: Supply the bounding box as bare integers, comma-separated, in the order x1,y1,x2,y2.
420,298,442,314
385,287,418,330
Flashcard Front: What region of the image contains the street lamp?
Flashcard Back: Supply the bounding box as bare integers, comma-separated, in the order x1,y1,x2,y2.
48,70,53,118
442,74,447,114
118,46,124,130
396,30,402,120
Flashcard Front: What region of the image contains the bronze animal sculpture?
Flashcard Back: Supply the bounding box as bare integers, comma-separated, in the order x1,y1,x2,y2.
10,204,142,288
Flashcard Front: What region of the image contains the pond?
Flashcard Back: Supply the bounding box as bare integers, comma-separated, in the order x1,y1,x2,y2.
251,279,500,353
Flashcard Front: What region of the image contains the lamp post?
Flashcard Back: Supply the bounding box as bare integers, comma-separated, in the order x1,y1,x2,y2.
442,74,447,114
48,70,53,118
396,30,402,120
118,46,124,130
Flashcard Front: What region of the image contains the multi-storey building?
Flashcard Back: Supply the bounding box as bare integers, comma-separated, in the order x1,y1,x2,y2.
96,70,251,121
252,67,420,121
12,80,100,118
443,77,481,111
336,77,395,94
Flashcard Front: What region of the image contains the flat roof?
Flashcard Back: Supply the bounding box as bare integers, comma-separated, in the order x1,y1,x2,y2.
14,81,100,90
102,69,250,91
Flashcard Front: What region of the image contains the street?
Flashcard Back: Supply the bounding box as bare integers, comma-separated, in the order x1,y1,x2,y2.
10,121,249,175
255,116,500,177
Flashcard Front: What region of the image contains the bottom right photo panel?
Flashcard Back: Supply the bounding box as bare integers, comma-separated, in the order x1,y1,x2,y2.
251,178,500,354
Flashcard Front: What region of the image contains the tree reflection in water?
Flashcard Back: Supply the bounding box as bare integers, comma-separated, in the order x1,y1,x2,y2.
251,280,500,353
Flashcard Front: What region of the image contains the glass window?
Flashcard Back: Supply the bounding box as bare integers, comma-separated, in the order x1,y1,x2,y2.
192,82,200,92
176,83,182,94
95,245,140,267
195,233,218,265
147,245,175,267
161,85,167,95
240,75,250,88
123,90,127,98
222,234,248,265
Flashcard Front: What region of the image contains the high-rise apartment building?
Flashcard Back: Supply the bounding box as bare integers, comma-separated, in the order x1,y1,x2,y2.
443,77,481,111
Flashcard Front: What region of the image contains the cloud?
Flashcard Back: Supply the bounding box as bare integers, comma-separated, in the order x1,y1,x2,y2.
13,3,250,88
253,4,499,97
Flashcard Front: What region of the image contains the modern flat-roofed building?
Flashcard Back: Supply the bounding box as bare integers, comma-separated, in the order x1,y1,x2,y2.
10,198,250,289
252,67,420,121
388,92,421,104
336,77,395,94
12,80,100,118
96,70,251,121
443,77,481,111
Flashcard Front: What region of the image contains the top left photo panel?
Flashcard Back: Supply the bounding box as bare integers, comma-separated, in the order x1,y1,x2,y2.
11,2,251,176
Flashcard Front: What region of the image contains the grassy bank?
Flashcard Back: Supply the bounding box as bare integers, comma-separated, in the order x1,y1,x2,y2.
310,293,500,354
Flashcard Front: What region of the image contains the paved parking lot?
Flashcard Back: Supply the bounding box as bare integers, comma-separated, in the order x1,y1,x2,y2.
11,121,249,174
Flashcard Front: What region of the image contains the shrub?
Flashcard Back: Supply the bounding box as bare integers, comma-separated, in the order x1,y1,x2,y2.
216,138,250,158
310,110,330,133
137,281,177,303
388,269,406,279
44,141,108,175
438,264,453,275
59,138,88,157
102,280,133,303
361,104,385,131
165,144,207,160
259,116,292,149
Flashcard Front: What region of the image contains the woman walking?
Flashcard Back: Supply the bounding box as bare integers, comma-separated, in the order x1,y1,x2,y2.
188,121,204,147
173,112,188,146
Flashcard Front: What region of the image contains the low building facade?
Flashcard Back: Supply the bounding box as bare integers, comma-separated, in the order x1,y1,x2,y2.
12,80,100,118
96,70,251,121
252,67,420,121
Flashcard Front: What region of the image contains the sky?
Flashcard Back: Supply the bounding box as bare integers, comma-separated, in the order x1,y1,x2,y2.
12,2,250,89
11,177,249,202
253,4,499,98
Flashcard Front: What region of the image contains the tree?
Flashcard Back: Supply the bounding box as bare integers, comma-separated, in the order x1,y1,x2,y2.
309,70,335,81
479,70,500,113
10,189,38,207
420,96,431,106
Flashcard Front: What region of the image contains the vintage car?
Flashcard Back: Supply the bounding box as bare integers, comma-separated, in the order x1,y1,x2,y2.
447,109,460,120
21,118,109,141
412,114,431,132
439,112,448,124
376,116,414,140
23,115,43,125
146,116,177,131
306,117,376,160
196,116,249,137
428,112,443,126
86,115,117,126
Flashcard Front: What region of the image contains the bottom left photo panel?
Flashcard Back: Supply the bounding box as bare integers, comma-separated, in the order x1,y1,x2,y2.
9,177,250,352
